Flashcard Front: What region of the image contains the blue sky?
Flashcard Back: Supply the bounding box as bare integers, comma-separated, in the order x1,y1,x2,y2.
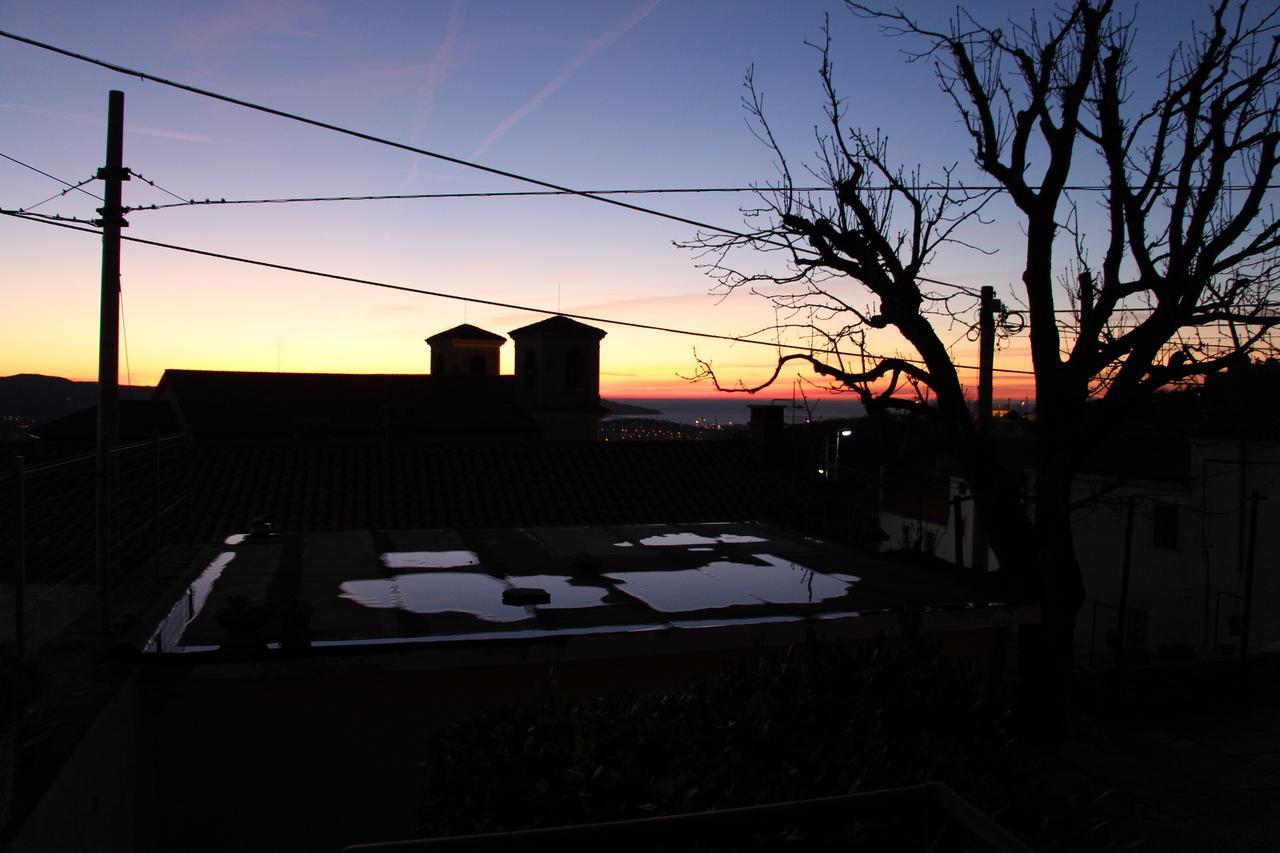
0,0,1241,395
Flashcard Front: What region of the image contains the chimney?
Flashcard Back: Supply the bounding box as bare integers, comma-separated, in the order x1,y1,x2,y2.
749,404,785,448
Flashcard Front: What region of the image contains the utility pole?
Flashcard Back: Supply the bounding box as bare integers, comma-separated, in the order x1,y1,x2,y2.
970,285,997,571
977,285,996,432
95,89,128,633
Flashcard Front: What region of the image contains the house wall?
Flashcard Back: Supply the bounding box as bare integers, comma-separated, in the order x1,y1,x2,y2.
429,339,501,376
513,336,601,410
881,476,1001,573
877,437,1280,659
1073,438,1280,658
1071,478,1202,659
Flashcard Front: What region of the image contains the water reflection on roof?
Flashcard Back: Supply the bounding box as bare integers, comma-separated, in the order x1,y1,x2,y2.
633,532,768,547
606,554,849,613
340,573,531,622
150,521,1024,653
381,550,480,569
502,574,610,610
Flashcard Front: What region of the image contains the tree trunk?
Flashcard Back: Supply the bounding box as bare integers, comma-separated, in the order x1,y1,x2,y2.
962,427,1086,737
1020,462,1087,737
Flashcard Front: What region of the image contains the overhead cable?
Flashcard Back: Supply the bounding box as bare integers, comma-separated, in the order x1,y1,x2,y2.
0,29,772,243
127,169,188,204
125,186,837,212
0,208,1039,376
0,151,103,203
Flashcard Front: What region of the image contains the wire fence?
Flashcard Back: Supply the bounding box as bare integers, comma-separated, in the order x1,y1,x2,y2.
0,431,191,837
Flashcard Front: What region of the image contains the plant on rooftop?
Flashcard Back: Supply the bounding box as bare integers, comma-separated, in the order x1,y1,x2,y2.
419,642,1138,850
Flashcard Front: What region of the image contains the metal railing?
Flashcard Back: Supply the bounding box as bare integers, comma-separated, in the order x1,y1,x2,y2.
1,433,191,656
342,782,1032,852
0,431,191,838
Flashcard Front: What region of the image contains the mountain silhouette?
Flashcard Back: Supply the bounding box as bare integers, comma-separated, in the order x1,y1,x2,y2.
0,374,153,424
0,373,657,425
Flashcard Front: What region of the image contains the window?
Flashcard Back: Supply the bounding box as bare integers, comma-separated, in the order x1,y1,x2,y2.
469,353,486,376
565,348,584,389
1152,504,1178,550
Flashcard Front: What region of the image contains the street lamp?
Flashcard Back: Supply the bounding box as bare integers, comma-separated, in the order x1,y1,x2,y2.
834,429,852,481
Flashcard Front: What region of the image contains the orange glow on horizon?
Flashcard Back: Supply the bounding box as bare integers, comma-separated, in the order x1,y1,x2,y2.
10,354,1039,403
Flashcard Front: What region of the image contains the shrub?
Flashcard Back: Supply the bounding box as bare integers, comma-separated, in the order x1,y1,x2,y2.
421,640,1019,843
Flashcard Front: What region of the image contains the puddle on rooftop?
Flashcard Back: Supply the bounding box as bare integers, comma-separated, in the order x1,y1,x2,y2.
672,615,805,629
340,572,530,621
339,570,613,619
635,532,769,547
146,550,236,652
502,575,610,610
381,550,480,570
603,569,750,611
605,554,849,613
703,555,850,604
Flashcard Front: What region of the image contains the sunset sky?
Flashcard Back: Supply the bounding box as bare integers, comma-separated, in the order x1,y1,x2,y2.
0,0,1236,400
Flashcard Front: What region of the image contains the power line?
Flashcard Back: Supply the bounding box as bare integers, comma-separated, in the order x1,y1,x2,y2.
0,208,1039,376
10,209,100,225
23,29,1251,264
0,147,986,298
124,186,838,212
125,181,1280,213
127,169,188,204
0,151,103,203
20,175,102,213
0,30,771,244
4,29,1276,303
119,287,133,388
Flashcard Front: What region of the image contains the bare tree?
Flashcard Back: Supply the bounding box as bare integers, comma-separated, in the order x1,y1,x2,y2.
684,0,1280,722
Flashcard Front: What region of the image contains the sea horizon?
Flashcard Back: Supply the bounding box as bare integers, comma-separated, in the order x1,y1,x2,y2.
604,396,868,426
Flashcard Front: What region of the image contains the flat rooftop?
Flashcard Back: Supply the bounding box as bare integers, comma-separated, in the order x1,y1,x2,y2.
148,522,1030,657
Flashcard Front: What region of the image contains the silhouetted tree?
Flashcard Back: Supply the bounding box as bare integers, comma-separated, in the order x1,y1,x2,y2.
684,0,1280,725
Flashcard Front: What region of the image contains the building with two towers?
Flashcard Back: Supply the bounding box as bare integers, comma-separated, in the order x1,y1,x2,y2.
154,315,609,443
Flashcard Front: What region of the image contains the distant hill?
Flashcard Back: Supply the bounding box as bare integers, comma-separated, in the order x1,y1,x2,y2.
601,399,661,416
0,375,657,424
0,374,153,424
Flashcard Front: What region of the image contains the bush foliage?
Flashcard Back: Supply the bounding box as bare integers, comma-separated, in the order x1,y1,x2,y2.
421,641,1026,843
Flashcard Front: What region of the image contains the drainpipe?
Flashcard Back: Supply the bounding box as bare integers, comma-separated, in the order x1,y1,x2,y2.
1240,491,1265,669
1115,496,1135,667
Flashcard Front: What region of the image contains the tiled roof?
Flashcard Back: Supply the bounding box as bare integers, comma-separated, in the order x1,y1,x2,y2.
188,441,800,540
33,400,179,443
158,369,537,440
508,315,607,339
425,324,505,344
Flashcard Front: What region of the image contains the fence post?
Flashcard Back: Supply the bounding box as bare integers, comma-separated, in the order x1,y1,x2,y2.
1240,491,1264,670
185,427,195,550
14,457,25,662
152,431,162,581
